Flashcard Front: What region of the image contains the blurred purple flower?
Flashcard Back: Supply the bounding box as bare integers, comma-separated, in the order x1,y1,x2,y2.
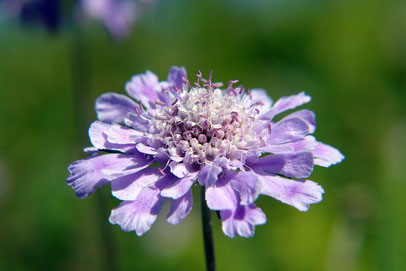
66,67,344,238
80,0,138,40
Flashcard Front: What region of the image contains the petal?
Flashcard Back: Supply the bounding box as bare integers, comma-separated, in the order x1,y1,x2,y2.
136,143,158,155
167,66,187,89
95,92,139,124
258,174,324,211
66,153,140,198
88,121,141,152
252,152,314,179
125,70,159,109
111,167,162,201
169,162,189,178
160,174,195,199
268,117,310,145
109,187,165,236
197,164,222,186
262,136,318,154
229,172,260,205
260,92,311,120
282,109,316,134
220,204,266,238
205,175,237,210
167,190,193,225
313,142,345,167
249,88,273,115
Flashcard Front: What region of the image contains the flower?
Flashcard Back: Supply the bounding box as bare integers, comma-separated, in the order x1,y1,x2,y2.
66,66,344,238
80,0,139,40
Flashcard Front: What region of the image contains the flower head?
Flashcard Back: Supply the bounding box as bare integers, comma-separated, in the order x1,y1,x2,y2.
67,66,344,238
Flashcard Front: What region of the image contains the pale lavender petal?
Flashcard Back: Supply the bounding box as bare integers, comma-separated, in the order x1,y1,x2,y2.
229,172,260,205
169,162,189,178
268,117,310,145
125,70,159,109
109,187,165,236
205,175,237,210
95,92,139,124
160,174,195,199
167,190,193,225
252,152,314,179
313,142,345,167
197,164,222,186
111,167,162,201
283,109,316,134
249,88,273,115
260,92,311,120
136,143,158,155
66,153,139,198
220,204,266,238
258,174,324,211
262,136,317,154
167,66,187,89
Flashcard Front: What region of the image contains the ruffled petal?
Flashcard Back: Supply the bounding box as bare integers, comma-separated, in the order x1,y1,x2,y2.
88,121,141,152
66,153,140,198
125,71,159,109
197,164,222,186
167,66,187,89
167,190,193,225
260,92,311,120
95,92,139,124
313,142,345,167
282,109,316,134
258,174,324,211
268,117,310,145
205,175,237,210
111,167,162,201
248,88,273,115
109,187,165,236
220,204,266,238
160,174,195,199
229,172,260,205
252,152,314,179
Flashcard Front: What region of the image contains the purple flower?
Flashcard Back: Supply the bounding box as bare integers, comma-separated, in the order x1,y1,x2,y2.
67,67,344,238
81,0,137,40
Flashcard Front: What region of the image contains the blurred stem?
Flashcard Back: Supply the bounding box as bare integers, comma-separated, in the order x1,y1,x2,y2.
71,9,118,271
200,186,216,271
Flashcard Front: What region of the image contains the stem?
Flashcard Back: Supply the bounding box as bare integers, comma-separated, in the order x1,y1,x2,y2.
200,186,216,271
71,10,118,271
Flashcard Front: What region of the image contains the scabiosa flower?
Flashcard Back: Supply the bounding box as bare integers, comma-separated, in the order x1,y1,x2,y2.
80,0,139,40
67,66,344,238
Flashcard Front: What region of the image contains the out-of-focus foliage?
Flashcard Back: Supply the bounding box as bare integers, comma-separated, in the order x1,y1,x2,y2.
0,0,405,270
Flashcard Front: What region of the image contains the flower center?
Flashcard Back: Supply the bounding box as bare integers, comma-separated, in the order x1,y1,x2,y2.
150,86,260,165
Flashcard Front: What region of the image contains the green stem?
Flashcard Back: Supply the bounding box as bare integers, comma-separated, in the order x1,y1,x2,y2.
200,186,216,271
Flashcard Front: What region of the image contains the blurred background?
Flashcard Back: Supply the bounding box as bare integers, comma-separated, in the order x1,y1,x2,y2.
1,0,405,270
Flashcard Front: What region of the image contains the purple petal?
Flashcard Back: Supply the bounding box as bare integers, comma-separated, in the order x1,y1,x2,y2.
258,174,324,211
66,153,139,198
282,109,316,134
160,174,195,199
136,143,158,155
167,66,187,89
95,92,139,124
262,136,318,154
111,167,162,201
197,164,222,186
252,152,314,179
220,204,266,238
88,121,141,152
249,88,273,115
109,187,165,236
229,172,260,205
260,92,311,120
167,190,193,225
205,175,237,210
313,142,345,167
268,117,310,145
169,162,189,178
125,71,159,109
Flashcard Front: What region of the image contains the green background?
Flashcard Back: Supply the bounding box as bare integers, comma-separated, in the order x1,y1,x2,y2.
1,0,405,270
